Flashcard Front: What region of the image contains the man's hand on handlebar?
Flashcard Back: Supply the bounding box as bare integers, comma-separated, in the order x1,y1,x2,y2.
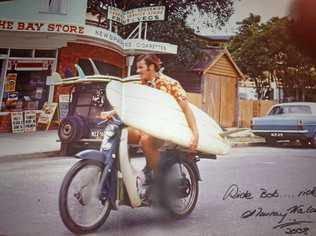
97,110,116,121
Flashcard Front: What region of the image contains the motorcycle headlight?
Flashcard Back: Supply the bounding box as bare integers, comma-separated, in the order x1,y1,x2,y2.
102,142,112,151
104,124,116,138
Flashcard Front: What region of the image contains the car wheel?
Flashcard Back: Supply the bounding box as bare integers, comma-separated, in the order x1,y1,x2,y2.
300,139,310,147
311,135,316,148
265,137,276,146
58,116,81,143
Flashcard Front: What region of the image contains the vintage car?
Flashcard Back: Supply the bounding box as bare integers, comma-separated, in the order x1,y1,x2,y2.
46,61,139,155
251,102,316,146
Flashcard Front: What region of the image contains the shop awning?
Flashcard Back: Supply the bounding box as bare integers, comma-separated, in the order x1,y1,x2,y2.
0,31,77,49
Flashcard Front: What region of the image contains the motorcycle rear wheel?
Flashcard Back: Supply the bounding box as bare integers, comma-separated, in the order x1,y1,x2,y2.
59,159,111,234
159,158,199,219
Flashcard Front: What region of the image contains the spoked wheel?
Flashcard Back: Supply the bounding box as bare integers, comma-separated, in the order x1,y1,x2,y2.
59,159,111,234
159,159,199,219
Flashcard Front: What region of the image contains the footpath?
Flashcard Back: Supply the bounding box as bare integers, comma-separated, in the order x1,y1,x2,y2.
0,128,265,162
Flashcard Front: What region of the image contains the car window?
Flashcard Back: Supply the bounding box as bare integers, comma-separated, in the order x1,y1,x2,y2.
269,105,312,115
269,106,284,115
286,105,312,114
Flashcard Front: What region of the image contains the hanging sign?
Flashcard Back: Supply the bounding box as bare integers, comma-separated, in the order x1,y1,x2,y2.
108,6,166,25
24,110,37,132
11,112,24,133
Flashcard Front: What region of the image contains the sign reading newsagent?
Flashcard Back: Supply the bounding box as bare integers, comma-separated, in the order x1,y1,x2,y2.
107,6,165,25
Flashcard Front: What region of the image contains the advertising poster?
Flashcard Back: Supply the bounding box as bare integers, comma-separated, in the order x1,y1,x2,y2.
4,73,17,92
58,94,71,120
11,111,24,133
37,102,58,130
24,110,37,132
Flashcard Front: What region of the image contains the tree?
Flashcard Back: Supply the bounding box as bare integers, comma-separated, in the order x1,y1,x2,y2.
228,14,316,101
87,0,235,72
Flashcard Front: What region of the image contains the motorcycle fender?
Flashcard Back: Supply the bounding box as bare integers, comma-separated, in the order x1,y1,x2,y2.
75,149,106,163
191,160,202,181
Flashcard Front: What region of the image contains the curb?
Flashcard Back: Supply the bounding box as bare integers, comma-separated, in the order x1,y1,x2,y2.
231,142,265,148
0,141,267,163
0,150,61,163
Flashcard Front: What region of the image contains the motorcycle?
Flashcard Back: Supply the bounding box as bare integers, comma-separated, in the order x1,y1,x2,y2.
59,116,215,234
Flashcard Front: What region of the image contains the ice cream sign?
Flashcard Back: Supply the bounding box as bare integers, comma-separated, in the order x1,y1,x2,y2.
0,20,84,34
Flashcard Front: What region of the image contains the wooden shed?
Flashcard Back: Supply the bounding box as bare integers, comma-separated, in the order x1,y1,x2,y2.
171,47,245,128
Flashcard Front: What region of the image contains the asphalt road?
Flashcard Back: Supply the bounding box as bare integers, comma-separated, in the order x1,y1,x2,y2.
0,146,315,236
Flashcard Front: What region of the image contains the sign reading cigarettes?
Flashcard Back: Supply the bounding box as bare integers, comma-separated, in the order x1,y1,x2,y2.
108,6,165,25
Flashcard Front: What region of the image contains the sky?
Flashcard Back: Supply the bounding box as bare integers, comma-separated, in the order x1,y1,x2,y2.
199,0,294,35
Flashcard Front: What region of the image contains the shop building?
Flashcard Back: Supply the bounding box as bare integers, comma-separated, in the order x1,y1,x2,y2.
0,0,177,133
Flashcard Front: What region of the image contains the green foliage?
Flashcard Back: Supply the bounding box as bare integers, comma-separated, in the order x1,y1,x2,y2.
228,14,316,101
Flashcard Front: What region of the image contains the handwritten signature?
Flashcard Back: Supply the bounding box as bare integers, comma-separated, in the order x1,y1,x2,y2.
273,220,312,235
241,205,316,223
222,184,316,235
222,184,279,200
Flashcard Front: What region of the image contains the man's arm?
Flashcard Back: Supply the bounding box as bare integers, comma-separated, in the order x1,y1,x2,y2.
178,99,199,151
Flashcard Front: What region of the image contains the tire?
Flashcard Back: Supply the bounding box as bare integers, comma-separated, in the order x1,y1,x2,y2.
311,134,316,148
58,115,84,143
158,157,199,219
59,160,111,234
265,137,276,146
300,139,310,147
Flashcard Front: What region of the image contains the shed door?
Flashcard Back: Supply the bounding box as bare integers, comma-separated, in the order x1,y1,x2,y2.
202,74,236,127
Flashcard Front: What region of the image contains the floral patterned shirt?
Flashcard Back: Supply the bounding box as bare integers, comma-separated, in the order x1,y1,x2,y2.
141,74,187,103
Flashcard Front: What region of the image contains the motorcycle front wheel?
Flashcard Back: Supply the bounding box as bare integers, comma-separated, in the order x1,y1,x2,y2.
59,159,111,234
159,158,199,219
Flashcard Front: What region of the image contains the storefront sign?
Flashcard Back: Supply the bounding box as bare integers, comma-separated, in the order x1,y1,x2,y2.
24,110,37,132
4,73,17,92
108,6,165,25
0,19,84,34
11,112,24,133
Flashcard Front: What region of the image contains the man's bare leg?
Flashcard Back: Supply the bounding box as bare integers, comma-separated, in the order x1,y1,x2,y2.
139,134,163,172
128,128,162,171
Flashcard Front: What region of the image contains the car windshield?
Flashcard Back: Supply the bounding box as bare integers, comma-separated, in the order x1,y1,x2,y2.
268,105,312,115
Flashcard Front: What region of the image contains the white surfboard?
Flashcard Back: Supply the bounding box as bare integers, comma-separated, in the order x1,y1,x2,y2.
106,80,231,155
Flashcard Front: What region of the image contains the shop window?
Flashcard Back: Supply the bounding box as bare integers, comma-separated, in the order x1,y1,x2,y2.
78,59,94,75
35,50,56,58
1,70,49,112
0,48,8,55
40,0,68,14
94,60,122,77
78,59,122,77
10,49,33,58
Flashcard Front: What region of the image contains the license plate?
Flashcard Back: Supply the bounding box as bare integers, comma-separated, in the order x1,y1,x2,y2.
270,132,283,137
91,129,104,139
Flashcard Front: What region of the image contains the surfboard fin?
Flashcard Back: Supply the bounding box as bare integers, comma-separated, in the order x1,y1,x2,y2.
75,64,86,80
89,58,101,75
219,128,249,138
46,72,63,85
